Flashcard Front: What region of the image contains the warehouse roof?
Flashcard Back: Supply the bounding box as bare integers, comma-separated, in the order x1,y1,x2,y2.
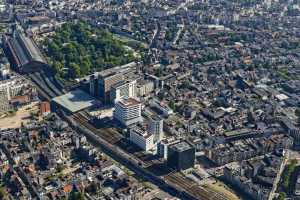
10,38,29,66
52,89,97,113
5,32,46,69
18,33,45,63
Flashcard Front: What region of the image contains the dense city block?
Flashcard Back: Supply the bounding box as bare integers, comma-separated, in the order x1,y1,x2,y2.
0,0,299,200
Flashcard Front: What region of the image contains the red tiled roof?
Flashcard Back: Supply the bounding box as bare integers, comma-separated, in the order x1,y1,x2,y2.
63,184,72,193
40,101,50,114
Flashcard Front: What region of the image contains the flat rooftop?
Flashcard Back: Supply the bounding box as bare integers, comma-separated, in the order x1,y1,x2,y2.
150,114,162,121
52,89,97,113
96,62,137,78
170,141,193,152
118,98,140,107
224,128,251,137
132,125,152,139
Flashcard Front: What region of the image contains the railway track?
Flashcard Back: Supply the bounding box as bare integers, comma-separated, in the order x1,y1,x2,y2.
66,112,147,168
28,71,65,101
72,112,161,168
61,111,228,200
73,112,121,144
28,74,230,200
25,70,226,200
28,74,53,100
39,72,63,96
72,113,229,200
133,151,163,168
164,172,229,200
32,72,57,98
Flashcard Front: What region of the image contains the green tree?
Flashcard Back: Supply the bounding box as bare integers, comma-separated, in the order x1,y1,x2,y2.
80,60,91,75
277,192,286,200
0,186,8,200
283,159,298,190
69,63,81,78
45,21,139,80
53,61,64,74
87,182,98,194
169,101,176,111
165,30,173,41
56,164,65,173
295,108,300,117
69,191,85,200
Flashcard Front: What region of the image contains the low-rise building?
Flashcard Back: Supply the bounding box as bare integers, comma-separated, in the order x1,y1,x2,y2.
40,101,51,117
150,98,173,117
0,89,11,113
207,134,293,166
224,154,282,200
0,76,32,113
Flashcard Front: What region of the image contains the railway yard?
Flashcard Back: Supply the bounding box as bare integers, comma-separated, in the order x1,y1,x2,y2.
27,71,234,200
2,0,298,199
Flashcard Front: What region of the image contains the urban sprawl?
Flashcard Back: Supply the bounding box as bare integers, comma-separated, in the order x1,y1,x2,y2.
0,0,299,200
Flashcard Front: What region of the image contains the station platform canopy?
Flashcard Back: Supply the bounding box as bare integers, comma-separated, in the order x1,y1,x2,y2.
52,89,97,113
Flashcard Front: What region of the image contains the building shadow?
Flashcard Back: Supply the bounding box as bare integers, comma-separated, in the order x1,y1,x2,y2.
90,117,112,129
146,162,173,176
196,155,218,168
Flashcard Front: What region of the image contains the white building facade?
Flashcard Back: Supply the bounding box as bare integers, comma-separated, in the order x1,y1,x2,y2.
0,77,30,113
110,79,137,103
150,98,173,117
148,115,164,142
136,80,154,97
113,98,142,126
130,126,154,152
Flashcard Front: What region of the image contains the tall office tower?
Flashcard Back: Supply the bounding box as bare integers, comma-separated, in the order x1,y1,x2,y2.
99,71,124,104
89,62,137,104
113,98,142,127
110,79,137,103
148,115,164,143
89,74,98,97
158,138,180,160
167,140,195,171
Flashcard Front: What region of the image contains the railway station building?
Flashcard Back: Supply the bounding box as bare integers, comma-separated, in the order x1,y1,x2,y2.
3,31,48,73
51,89,98,114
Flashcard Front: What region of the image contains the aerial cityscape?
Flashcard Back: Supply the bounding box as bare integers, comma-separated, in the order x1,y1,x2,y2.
0,0,299,199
